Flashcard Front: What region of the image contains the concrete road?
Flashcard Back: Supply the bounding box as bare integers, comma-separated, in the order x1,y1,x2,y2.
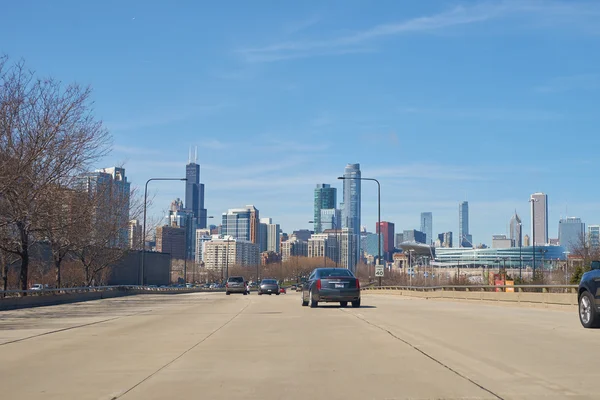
0,292,596,400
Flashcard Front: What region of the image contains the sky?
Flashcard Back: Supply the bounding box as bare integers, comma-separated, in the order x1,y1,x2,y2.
2,0,600,245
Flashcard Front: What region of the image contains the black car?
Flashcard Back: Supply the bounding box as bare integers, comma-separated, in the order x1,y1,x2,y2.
302,268,361,308
258,279,280,295
578,260,600,328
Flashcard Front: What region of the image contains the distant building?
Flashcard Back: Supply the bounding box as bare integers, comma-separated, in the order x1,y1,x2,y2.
314,184,337,233
221,205,260,244
185,153,207,229
203,236,259,270
267,223,280,253
395,233,404,248
509,211,522,247
128,219,142,250
321,208,342,231
420,212,433,245
549,238,559,246
291,229,312,242
281,239,308,261
259,219,269,253
588,225,600,249
194,229,211,264
361,232,384,262
435,232,452,248
523,234,531,247
78,167,131,248
492,234,512,249
376,221,395,261
459,201,470,247
341,163,361,271
531,192,548,246
339,228,358,271
403,229,426,244
558,217,585,252
156,226,186,260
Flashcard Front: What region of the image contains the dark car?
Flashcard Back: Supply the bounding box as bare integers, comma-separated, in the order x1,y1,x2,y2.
302,268,360,308
258,279,280,295
226,276,248,295
578,260,600,328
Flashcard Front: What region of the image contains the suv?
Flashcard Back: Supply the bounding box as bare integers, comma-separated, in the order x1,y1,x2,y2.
226,276,248,295
578,260,600,328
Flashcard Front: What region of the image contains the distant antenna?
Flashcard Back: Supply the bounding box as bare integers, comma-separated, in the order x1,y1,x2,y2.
188,147,192,164
195,145,198,163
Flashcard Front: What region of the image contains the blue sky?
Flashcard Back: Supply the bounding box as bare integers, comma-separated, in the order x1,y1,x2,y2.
3,0,600,245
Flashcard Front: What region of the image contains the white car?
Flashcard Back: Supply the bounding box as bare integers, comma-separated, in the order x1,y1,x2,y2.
29,284,44,291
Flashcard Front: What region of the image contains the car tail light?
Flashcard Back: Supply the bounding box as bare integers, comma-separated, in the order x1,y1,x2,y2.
226,283,229,288
316,279,321,289
356,279,360,289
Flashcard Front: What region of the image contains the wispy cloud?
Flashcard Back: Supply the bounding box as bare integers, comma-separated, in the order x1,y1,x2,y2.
106,103,226,131
398,106,562,121
283,15,321,35
238,1,600,62
535,74,600,93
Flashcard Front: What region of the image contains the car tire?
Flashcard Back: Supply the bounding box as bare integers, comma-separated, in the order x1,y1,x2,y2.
351,299,361,308
579,291,600,328
301,295,309,307
258,292,262,295
226,292,231,295
243,292,247,295
276,293,280,296
310,290,318,308
340,301,348,307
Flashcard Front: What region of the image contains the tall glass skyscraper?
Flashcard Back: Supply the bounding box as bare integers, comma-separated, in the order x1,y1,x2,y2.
510,211,522,247
459,201,471,247
531,192,548,246
342,163,361,271
559,217,585,252
420,212,433,245
313,184,337,233
185,158,207,229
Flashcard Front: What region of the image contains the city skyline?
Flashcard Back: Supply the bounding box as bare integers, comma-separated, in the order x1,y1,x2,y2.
10,2,598,245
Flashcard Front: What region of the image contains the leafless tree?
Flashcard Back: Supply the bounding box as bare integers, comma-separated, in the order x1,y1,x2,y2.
0,56,111,292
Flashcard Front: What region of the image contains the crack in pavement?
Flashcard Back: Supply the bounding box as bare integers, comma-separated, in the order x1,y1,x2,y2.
114,301,251,399
340,308,504,400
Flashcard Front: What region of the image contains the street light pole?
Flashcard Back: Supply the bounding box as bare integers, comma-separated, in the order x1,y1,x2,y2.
141,177,187,285
519,222,523,281
338,176,381,285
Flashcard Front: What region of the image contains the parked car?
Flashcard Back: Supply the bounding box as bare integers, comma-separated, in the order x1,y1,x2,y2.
226,276,248,295
258,279,280,295
301,268,361,308
578,260,600,328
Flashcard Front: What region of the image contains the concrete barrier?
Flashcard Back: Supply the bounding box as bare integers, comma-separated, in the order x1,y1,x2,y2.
369,289,577,307
0,287,215,311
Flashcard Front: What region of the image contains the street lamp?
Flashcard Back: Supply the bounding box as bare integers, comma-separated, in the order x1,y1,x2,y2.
141,177,187,285
563,251,571,286
338,176,381,286
529,197,539,280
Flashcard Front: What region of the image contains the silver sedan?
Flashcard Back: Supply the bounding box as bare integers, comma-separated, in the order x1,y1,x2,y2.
258,279,280,295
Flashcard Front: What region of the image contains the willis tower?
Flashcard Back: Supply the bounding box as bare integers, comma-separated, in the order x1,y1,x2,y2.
186,147,207,229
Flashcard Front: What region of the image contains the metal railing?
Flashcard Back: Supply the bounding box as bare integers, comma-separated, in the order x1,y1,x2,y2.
362,284,578,293
0,285,226,298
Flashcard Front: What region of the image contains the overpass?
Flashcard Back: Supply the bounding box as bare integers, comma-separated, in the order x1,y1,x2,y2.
0,291,594,399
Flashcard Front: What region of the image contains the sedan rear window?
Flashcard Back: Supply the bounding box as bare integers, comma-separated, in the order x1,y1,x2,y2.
261,279,277,284
318,269,353,278
228,277,244,283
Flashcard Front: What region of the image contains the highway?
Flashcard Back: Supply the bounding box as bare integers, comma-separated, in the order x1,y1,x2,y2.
0,292,596,400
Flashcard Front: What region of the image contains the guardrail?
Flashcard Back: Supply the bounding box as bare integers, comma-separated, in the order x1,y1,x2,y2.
362,284,578,293
362,284,579,307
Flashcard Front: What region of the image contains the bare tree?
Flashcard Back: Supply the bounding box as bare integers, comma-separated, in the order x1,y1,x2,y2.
0,56,111,292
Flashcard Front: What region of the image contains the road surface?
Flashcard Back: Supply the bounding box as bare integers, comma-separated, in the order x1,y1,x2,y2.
0,292,595,399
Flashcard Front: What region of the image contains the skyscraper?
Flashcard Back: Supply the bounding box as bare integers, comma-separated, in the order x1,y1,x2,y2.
222,205,259,243
509,211,522,247
342,163,361,271
376,221,395,261
320,209,341,231
588,225,600,249
185,153,207,228
78,167,131,248
259,218,270,253
531,192,548,246
558,217,585,252
314,184,337,234
420,212,433,245
459,201,471,247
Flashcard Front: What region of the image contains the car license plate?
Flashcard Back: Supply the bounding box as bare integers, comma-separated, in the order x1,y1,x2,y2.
335,283,344,288
268,289,272,292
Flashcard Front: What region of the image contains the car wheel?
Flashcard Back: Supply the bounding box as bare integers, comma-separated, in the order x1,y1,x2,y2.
579,291,600,328
351,299,361,308
301,294,309,307
276,293,280,296
258,292,262,295
243,292,247,295
310,290,318,308
226,292,231,295
340,301,348,307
